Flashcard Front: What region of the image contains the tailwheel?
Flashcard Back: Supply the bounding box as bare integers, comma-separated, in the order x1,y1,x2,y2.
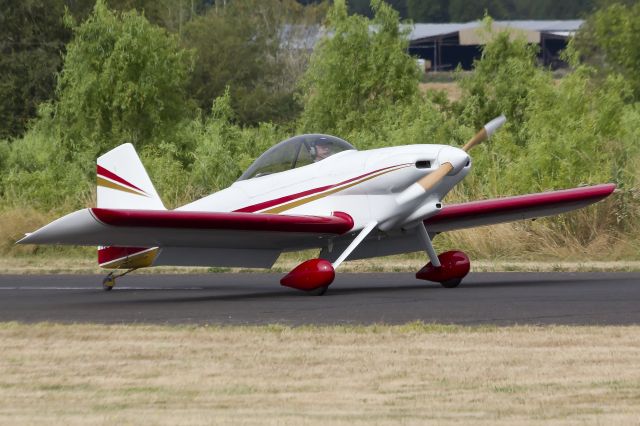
101,268,137,291
102,274,116,291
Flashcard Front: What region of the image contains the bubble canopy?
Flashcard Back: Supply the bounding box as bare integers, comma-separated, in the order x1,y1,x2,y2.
238,134,356,181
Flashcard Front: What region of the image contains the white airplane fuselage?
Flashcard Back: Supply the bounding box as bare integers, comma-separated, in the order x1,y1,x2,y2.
180,144,471,233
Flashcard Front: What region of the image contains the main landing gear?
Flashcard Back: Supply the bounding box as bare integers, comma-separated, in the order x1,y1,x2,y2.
280,220,378,296
102,268,137,291
415,222,470,288
415,251,470,288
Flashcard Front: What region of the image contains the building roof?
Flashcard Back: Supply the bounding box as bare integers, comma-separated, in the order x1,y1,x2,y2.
409,20,584,45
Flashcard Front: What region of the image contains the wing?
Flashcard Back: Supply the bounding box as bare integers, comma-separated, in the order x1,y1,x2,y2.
18,208,354,250
320,184,616,262
424,183,616,232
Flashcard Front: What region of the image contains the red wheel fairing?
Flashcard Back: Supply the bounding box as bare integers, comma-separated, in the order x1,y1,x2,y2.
416,250,470,284
280,259,335,291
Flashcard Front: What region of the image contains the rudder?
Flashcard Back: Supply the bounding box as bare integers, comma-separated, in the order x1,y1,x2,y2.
97,143,165,210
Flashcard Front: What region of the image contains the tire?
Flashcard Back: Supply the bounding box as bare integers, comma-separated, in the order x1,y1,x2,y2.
307,286,329,296
440,278,462,288
102,277,115,291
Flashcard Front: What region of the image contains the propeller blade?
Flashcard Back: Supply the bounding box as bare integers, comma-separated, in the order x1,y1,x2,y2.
417,162,454,191
462,115,506,152
396,162,453,205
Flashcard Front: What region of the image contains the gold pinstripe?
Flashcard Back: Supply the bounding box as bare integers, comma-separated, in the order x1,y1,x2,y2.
100,248,159,269
97,176,148,197
262,165,410,214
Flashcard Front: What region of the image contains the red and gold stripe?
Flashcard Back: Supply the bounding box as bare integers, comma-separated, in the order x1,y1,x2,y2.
235,164,411,214
97,165,149,197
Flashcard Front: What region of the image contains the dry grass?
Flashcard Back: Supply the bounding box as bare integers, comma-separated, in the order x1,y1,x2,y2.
419,81,462,101
0,208,52,255
0,322,639,424
437,222,640,263
4,254,640,275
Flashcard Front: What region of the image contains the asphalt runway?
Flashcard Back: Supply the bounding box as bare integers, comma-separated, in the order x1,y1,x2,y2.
0,272,639,326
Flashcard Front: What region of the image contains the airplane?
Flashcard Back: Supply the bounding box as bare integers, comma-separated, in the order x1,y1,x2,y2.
19,116,615,295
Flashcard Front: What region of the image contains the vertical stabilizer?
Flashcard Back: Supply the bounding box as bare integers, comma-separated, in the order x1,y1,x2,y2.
96,143,166,210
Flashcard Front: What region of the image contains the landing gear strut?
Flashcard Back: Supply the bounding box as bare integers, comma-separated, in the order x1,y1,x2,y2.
281,220,377,296
102,268,137,291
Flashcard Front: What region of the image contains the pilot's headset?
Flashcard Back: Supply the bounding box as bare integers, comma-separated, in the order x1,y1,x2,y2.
309,137,330,157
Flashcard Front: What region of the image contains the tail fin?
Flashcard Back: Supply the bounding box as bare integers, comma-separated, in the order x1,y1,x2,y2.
97,143,165,210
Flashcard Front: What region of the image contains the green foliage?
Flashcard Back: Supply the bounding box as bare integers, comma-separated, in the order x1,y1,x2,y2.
137,89,286,208
455,18,544,144
0,106,92,210
407,0,448,22
501,70,633,193
182,0,324,125
54,0,195,158
448,0,508,22
0,0,71,139
454,24,640,213
299,0,419,135
348,0,408,18
106,0,210,33
574,2,640,100
186,89,281,197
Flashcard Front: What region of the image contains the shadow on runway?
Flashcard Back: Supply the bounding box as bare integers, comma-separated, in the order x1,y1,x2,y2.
464,273,638,289
78,273,632,305
92,284,427,305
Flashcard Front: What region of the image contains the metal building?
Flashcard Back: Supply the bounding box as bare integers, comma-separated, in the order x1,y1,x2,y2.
408,20,584,71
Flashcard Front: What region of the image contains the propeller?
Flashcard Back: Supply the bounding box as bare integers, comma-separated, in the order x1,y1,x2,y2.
461,115,507,153
396,115,506,205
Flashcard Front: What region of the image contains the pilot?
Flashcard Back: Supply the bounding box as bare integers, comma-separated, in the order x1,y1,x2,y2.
313,139,333,162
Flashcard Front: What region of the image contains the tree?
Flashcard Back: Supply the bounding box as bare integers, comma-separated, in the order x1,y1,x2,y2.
54,0,195,157
574,2,640,100
299,0,419,135
407,0,449,22
106,0,212,33
448,0,508,21
520,0,595,19
0,0,71,139
348,0,408,19
454,18,542,144
182,0,325,125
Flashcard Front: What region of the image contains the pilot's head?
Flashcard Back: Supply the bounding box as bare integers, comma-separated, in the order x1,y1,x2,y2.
313,139,332,161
